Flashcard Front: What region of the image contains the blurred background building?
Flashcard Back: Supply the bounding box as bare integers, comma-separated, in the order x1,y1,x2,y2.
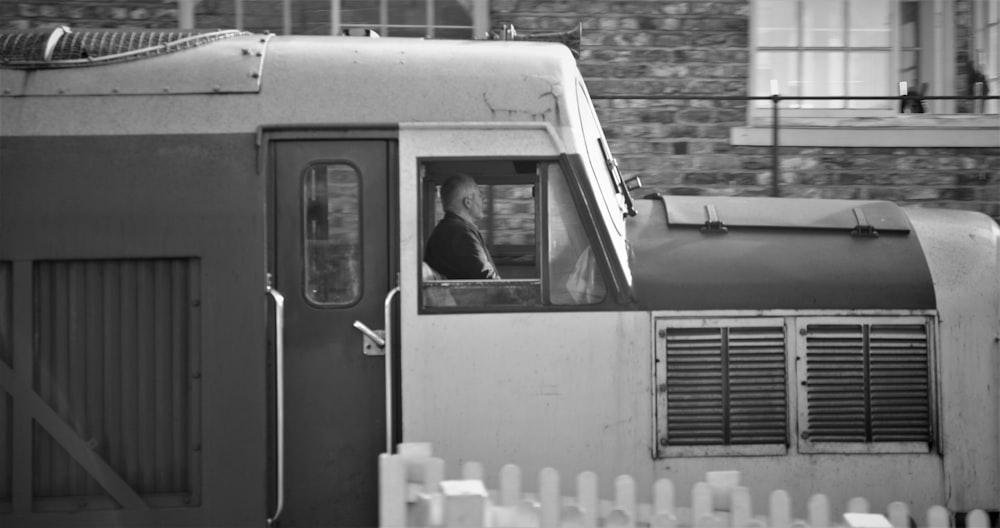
2,0,997,221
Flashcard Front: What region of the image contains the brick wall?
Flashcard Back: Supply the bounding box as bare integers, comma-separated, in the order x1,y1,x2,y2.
494,0,999,220
3,0,998,220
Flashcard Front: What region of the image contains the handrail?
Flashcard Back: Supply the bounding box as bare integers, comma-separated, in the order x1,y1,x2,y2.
589,92,999,198
384,285,401,454
266,282,286,528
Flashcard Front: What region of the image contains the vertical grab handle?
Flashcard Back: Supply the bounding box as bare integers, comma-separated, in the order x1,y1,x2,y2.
266,282,286,528
383,286,401,454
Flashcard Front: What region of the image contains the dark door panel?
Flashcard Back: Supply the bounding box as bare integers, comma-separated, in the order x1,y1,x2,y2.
273,140,390,526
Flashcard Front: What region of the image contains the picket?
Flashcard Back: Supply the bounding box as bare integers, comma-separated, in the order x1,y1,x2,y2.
379,443,991,528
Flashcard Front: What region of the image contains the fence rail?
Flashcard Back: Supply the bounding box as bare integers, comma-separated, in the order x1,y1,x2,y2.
589,93,999,198
379,443,992,528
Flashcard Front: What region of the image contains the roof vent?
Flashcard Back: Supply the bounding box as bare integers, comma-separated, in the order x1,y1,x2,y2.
0,27,251,69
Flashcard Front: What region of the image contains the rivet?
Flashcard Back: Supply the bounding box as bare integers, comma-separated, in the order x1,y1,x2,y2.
658,329,666,338
799,328,807,335
659,437,668,446
242,48,250,55
251,71,259,78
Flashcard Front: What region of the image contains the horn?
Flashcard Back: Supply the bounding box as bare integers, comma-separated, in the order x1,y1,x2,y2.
488,23,582,60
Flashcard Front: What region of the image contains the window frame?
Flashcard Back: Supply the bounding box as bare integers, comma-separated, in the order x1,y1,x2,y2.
417,156,613,313
748,0,956,118
330,0,490,39
301,160,364,308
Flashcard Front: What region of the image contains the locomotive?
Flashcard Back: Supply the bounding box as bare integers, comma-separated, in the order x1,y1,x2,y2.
0,27,997,527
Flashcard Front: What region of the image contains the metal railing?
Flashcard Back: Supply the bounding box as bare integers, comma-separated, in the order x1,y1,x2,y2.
591,93,1000,197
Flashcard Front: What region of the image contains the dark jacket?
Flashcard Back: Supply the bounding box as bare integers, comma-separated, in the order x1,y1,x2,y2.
424,212,500,280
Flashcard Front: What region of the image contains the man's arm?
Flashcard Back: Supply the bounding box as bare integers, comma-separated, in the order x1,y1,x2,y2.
448,231,500,280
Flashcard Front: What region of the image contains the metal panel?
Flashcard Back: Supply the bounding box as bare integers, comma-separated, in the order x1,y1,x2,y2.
797,316,932,454
30,258,200,511
655,317,787,457
1,32,266,96
628,198,937,311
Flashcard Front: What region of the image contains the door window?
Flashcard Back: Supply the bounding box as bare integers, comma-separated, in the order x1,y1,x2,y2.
303,163,362,306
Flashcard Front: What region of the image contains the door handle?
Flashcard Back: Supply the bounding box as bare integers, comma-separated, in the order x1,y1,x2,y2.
353,320,386,355
382,286,401,453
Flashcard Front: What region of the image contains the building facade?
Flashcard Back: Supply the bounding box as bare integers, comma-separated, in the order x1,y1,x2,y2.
3,0,997,220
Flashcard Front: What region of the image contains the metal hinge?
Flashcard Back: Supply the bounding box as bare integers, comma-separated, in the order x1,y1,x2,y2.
701,204,729,234
850,207,879,238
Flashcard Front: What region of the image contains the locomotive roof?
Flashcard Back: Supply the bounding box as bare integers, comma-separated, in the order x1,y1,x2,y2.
0,29,580,135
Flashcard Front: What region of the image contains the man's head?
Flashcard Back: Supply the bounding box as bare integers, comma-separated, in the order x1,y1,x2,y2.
440,174,485,221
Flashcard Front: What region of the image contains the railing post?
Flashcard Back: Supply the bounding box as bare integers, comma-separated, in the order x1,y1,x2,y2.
771,93,780,197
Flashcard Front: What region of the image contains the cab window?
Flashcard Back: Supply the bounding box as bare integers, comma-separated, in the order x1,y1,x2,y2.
420,159,605,310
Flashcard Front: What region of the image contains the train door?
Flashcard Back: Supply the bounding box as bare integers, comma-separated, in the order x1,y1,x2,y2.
270,137,396,527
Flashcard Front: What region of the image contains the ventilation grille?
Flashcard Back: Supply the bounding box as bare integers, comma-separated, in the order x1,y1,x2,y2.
0,28,250,68
663,325,787,446
31,258,201,506
803,323,930,444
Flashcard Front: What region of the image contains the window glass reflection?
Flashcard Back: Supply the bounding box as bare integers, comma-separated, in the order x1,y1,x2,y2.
304,164,361,305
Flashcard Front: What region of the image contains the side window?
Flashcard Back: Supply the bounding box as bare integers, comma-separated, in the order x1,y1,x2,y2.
304,163,361,306
420,159,605,310
547,163,606,305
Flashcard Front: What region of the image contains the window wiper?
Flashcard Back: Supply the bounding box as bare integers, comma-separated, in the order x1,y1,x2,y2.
598,137,640,217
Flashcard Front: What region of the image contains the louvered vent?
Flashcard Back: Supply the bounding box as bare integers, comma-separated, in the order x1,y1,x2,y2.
803,325,867,442
869,324,930,441
803,322,930,444
32,258,201,506
728,327,787,444
664,327,725,445
663,324,786,446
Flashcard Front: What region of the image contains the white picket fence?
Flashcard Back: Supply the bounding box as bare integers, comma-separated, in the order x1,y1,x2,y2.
379,443,992,528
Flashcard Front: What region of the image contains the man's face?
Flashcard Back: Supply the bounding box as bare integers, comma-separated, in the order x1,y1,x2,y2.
466,186,485,219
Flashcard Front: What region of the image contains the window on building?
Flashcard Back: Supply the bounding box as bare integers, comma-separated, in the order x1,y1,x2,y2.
334,0,489,39
419,159,606,310
971,0,1000,113
750,0,995,115
304,163,362,306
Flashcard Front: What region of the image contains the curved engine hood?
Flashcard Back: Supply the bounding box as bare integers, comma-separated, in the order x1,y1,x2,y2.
627,195,936,311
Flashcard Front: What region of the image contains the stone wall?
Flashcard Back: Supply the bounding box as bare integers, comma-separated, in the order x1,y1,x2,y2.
3,0,998,220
